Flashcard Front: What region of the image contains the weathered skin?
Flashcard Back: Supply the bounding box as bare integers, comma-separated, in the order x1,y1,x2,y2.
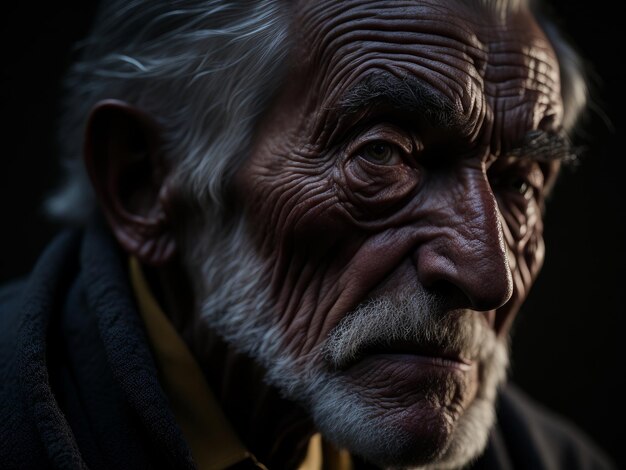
240,0,562,345
231,0,566,463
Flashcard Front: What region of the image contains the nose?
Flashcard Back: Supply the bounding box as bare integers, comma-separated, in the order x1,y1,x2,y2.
414,174,513,312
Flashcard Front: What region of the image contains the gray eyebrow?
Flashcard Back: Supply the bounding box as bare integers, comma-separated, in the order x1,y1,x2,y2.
508,130,579,164
333,72,467,130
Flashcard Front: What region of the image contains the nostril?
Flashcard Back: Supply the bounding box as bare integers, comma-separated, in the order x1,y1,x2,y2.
425,277,512,313
470,287,512,312
455,268,513,312
415,245,513,313
424,280,473,312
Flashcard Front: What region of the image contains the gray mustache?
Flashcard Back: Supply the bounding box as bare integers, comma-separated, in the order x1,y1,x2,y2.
322,291,497,370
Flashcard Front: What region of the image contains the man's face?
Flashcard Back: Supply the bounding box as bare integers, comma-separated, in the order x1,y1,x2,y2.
201,0,564,467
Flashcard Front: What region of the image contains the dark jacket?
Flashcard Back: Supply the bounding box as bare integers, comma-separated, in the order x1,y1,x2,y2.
0,221,617,469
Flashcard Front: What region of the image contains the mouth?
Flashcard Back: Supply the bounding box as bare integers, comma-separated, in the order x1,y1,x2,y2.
339,340,475,372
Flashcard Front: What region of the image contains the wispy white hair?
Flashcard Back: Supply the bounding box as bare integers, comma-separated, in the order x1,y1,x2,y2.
47,0,587,223
47,0,291,223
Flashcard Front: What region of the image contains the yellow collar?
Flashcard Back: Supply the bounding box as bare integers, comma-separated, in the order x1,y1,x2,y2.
129,258,351,470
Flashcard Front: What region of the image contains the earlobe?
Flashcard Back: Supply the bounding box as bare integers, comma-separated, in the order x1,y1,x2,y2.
84,99,177,266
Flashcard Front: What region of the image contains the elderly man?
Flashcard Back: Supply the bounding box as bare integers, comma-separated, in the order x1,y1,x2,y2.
0,0,616,469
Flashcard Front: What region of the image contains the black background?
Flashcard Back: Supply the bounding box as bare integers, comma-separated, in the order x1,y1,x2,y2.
1,2,624,467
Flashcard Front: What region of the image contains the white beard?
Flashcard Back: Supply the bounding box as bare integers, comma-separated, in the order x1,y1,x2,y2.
184,217,509,469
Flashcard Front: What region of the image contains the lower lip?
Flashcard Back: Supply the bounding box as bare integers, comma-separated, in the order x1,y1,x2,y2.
348,353,475,374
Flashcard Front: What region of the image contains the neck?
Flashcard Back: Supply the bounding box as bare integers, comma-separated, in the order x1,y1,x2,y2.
149,261,316,469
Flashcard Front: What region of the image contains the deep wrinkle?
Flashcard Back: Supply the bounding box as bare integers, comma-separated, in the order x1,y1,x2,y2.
206,0,565,466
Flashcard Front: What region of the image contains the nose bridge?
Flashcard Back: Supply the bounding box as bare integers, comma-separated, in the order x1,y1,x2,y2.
415,171,513,311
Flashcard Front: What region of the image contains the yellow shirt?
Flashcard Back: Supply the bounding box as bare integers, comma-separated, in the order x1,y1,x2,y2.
129,258,351,470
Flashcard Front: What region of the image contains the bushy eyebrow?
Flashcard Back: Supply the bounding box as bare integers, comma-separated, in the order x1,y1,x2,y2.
331,72,468,130
507,129,579,165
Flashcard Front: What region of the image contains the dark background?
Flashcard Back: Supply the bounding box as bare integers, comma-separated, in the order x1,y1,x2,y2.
1,2,624,467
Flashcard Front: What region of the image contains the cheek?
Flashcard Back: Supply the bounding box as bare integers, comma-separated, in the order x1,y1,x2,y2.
236,149,425,357
238,158,338,251
234,148,358,355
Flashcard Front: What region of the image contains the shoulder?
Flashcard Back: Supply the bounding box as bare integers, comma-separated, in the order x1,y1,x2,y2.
0,277,29,383
0,278,27,336
0,230,83,468
0,229,81,349
495,384,617,470
0,276,46,468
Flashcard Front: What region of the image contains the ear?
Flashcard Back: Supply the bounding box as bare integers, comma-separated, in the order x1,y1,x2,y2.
85,100,177,265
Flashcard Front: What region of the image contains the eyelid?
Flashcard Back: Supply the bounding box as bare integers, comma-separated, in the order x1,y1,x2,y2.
346,123,415,156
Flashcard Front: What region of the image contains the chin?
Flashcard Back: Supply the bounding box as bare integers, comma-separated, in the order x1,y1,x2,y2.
293,339,509,469
310,385,463,467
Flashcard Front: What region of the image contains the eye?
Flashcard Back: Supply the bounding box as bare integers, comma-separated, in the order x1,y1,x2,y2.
490,173,537,203
489,160,544,203
359,141,402,165
509,177,533,199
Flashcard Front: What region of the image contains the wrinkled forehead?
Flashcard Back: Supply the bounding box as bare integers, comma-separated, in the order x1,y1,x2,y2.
290,0,563,149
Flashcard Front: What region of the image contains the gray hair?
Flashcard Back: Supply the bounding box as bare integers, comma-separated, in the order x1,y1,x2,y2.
47,0,292,223
47,0,587,223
